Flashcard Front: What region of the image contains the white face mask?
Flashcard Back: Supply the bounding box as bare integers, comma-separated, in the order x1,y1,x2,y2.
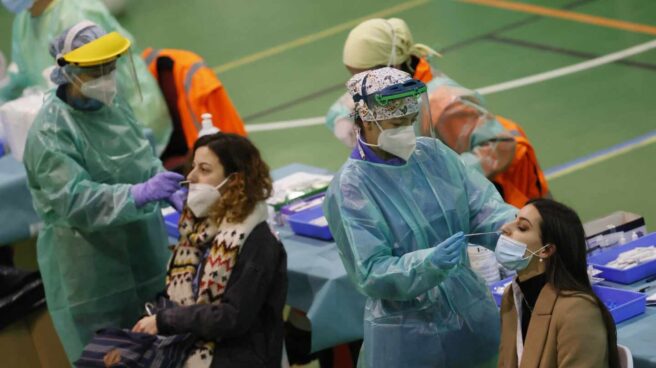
495,234,549,271
187,176,231,218
360,120,417,161
80,70,117,105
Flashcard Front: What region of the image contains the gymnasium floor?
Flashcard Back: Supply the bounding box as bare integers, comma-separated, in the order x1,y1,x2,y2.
1,1,655,366
2,0,655,226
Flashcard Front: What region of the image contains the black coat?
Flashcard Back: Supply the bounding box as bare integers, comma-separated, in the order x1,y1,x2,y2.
157,222,287,368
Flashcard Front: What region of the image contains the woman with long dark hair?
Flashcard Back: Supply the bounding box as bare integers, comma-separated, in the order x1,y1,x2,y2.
496,198,619,368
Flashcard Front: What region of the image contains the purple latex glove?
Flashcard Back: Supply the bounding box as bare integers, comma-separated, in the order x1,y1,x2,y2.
131,171,185,208
167,187,188,213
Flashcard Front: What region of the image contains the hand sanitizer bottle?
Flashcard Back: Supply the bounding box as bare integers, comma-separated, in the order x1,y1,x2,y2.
198,113,220,137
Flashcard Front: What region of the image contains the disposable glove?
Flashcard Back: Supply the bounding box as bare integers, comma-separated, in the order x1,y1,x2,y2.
131,171,184,208
166,187,188,213
429,231,466,269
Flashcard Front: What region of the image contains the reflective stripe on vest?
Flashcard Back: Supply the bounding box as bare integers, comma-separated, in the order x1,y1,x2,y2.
183,61,206,132
143,48,161,66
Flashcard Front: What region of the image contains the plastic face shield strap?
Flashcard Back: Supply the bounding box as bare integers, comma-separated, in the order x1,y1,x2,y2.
368,79,433,142
58,21,98,61
353,77,430,119
354,77,433,151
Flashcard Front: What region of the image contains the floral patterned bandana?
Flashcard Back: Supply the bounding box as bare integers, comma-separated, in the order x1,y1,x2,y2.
347,67,420,122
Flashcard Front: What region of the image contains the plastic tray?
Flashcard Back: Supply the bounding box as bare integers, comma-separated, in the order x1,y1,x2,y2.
280,193,325,223
489,279,646,323
587,232,656,284
287,205,333,241
592,285,646,324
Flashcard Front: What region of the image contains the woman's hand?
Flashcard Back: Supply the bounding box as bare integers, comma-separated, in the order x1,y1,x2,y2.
104,349,121,367
132,315,158,335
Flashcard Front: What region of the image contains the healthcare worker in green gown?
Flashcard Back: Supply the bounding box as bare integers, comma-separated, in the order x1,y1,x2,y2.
0,0,172,153
323,67,517,367
22,22,186,363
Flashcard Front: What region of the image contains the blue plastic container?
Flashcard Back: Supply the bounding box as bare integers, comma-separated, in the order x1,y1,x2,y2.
287,205,333,241
489,280,646,323
163,210,181,239
280,193,325,224
489,277,514,307
592,285,646,324
588,232,656,284
0,138,5,157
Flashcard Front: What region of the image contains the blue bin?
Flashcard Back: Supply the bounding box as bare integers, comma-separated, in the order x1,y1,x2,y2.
163,210,181,239
280,193,325,224
288,205,333,241
592,285,646,324
587,232,656,284
489,277,514,307
489,280,646,323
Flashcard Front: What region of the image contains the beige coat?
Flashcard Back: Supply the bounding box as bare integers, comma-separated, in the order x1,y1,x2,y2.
498,282,610,368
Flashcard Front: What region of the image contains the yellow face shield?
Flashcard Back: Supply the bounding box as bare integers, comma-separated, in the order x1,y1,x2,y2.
57,32,130,67
58,31,142,103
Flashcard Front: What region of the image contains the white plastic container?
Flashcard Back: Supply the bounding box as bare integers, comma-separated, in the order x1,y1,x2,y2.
0,92,44,162
468,245,500,284
198,113,220,138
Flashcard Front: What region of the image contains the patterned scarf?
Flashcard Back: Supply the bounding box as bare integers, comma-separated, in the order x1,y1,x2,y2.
165,202,269,367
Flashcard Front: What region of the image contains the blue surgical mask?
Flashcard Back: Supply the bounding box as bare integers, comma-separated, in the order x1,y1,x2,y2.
1,0,34,13
495,235,548,271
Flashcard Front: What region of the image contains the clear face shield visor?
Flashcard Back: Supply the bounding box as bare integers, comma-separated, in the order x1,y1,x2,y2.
355,78,433,139
58,31,142,105
434,98,517,176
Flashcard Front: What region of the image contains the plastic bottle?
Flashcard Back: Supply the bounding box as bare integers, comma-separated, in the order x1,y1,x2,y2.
198,113,220,137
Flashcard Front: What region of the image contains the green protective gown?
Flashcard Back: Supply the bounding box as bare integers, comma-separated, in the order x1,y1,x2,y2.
324,137,517,367
23,90,170,363
0,0,172,153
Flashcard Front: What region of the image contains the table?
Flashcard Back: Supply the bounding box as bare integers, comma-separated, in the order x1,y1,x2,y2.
599,278,656,368
617,306,656,368
0,155,41,245
270,165,656,363
4,159,655,364
268,163,366,352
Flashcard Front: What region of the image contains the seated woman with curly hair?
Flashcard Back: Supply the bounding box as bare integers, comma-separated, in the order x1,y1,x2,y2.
130,133,288,368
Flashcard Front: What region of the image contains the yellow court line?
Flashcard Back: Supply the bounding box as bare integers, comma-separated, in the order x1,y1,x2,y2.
460,0,656,36
212,0,429,74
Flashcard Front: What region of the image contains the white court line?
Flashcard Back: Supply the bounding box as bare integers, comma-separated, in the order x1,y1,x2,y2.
246,117,325,133
476,39,656,95
244,39,656,133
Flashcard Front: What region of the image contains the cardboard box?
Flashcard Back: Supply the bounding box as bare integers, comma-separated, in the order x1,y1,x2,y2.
584,211,647,253
0,307,69,368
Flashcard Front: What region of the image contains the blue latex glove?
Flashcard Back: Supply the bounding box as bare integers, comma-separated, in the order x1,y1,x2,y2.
131,171,185,208
429,232,466,269
167,187,188,213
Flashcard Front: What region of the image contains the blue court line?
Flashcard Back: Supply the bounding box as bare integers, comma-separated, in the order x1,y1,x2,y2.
545,130,656,180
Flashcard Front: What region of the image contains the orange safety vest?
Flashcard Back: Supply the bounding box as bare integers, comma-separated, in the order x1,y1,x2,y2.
142,48,247,150
413,58,433,83
492,116,550,208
